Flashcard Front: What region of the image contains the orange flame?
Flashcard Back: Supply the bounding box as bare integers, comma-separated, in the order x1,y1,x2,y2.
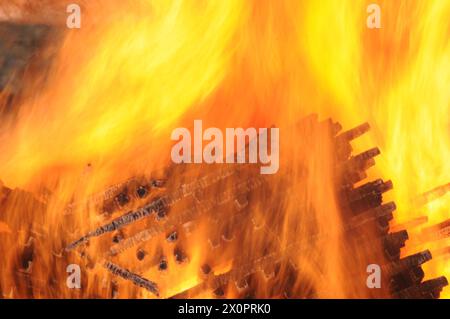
0,0,448,298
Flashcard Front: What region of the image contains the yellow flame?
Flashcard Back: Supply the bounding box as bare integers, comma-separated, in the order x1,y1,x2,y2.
301,0,450,297
0,0,244,187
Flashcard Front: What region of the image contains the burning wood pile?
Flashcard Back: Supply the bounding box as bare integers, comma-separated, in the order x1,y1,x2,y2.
0,2,449,299
0,102,448,298
58,117,447,299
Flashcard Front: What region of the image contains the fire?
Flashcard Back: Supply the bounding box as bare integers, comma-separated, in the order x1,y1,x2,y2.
0,0,448,298
300,0,450,297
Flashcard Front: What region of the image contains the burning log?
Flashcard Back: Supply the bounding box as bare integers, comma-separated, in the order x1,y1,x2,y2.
338,147,380,185
67,196,172,250
390,267,425,293
384,250,432,276
64,175,166,215
103,261,159,296
347,179,392,202
345,179,393,214
336,122,371,143
347,202,397,231
383,230,409,260
106,176,264,256
393,277,448,299
169,256,270,299
67,168,238,250
335,122,370,160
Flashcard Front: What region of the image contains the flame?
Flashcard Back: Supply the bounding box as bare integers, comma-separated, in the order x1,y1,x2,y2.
300,0,450,297
0,0,448,298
